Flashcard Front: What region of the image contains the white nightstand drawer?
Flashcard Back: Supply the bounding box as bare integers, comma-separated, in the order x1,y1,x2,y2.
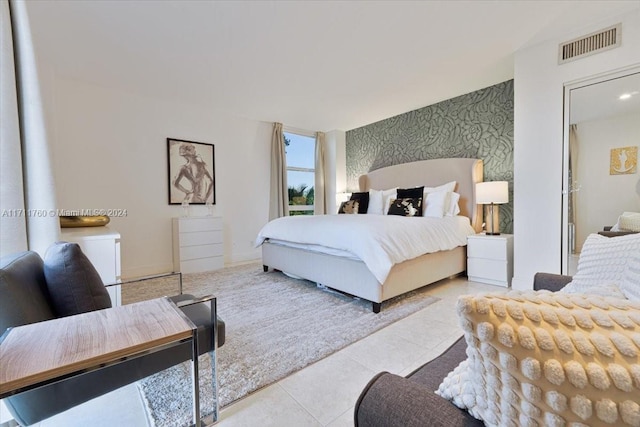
468,258,509,282
467,238,508,260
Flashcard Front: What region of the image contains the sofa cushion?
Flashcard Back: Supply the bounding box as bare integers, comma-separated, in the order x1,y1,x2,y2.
0,251,56,332
438,290,640,426
43,242,112,317
356,371,482,427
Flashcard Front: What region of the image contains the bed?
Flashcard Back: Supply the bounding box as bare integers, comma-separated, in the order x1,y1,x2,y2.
257,158,484,312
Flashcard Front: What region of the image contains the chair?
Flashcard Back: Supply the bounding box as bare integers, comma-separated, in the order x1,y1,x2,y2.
0,247,225,426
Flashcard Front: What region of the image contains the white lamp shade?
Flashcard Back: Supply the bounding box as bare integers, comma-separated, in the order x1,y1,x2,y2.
476,181,508,204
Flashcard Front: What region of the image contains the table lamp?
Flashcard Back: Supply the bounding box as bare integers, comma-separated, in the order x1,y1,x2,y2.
476,181,508,235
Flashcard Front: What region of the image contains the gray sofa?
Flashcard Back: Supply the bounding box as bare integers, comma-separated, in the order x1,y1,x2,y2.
0,248,225,426
354,272,572,427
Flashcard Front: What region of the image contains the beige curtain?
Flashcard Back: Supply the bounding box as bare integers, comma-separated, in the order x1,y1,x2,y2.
0,0,59,256
269,122,288,220
314,131,327,215
569,124,579,231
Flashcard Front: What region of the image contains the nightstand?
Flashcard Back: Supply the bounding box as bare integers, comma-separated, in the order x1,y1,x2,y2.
467,233,513,287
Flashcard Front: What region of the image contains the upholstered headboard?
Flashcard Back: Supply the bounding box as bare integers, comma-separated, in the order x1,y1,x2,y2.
358,158,483,232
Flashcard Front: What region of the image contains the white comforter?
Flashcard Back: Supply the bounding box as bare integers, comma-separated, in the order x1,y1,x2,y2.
255,214,475,284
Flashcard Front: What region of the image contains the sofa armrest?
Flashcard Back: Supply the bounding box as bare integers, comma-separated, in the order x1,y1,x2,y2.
533,272,572,292
354,372,482,427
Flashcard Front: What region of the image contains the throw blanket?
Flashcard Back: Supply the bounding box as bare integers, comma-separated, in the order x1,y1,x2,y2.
255,214,474,283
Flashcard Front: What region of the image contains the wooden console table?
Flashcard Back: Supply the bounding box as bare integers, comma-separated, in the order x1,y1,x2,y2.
0,298,203,427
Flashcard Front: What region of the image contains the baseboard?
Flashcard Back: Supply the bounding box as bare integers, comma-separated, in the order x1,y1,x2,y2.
122,262,175,280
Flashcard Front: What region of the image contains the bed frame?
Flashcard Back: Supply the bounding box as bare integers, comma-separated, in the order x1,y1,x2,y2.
262,158,484,312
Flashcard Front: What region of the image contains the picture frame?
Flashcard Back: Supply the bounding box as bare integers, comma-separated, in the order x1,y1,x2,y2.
609,146,637,175
167,138,215,205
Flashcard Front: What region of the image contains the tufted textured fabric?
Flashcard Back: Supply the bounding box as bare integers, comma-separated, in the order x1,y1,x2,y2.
563,233,640,297
437,290,640,426
616,212,640,232
622,252,640,302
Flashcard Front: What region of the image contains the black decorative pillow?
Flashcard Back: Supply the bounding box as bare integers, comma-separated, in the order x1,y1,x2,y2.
43,241,112,317
349,192,370,214
338,200,360,214
396,187,424,216
387,197,423,217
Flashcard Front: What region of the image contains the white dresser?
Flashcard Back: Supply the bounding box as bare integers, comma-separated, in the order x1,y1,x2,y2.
172,217,224,273
60,226,122,305
467,233,513,287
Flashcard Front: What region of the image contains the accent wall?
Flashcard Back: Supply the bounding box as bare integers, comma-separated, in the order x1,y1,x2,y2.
345,80,514,233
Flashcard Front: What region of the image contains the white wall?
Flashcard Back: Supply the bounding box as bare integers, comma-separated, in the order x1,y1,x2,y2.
574,113,640,250
513,9,640,289
49,76,272,277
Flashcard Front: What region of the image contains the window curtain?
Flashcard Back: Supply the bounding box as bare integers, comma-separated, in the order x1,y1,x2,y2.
269,122,288,220
314,131,327,215
0,0,59,257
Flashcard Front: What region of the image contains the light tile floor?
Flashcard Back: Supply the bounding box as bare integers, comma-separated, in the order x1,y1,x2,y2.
2,278,502,427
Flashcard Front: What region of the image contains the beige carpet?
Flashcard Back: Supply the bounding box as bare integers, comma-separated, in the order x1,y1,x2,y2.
124,262,439,427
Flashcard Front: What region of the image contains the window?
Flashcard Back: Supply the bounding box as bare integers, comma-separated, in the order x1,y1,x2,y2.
284,130,315,216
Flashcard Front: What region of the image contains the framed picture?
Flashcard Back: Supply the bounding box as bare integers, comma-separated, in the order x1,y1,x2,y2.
167,138,215,205
610,146,637,175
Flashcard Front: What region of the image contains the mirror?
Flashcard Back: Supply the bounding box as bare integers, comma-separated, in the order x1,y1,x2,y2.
563,69,640,275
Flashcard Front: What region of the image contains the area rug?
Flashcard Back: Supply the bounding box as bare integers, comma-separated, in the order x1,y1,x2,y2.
123,262,439,427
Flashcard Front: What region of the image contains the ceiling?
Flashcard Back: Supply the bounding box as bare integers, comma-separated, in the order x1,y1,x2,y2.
570,72,640,124
25,0,639,132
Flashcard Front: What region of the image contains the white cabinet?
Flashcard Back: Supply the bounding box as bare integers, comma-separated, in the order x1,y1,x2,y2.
467,233,513,287
173,217,224,273
60,226,122,305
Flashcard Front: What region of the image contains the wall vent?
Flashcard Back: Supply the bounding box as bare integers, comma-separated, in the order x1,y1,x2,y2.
558,24,621,64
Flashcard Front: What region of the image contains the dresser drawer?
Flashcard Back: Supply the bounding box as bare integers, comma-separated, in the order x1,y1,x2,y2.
179,230,223,247
180,243,223,261
467,237,508,261
175,217,223,233
467,258,508,282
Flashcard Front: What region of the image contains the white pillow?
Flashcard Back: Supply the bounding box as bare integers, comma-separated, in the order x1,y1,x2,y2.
568,233,640,292
424,191,449,218
423,181,456,216
367,188,397,215
620,246,640,301
446,192,461,216
617,211,640,232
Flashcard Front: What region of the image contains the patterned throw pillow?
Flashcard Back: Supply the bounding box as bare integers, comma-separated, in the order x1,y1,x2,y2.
338,200,359,214
438,290,640,426
349,192,370,214
387,197,422,217
396,187,424,216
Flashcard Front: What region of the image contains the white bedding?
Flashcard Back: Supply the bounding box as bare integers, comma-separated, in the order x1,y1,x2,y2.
255,214,475,284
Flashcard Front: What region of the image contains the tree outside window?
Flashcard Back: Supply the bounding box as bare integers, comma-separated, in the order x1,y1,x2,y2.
284,131,314,216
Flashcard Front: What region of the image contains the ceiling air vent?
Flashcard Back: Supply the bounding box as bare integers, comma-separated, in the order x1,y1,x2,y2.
558,24,621,64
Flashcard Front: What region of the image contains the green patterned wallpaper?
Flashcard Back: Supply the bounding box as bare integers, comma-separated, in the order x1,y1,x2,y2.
346,80,514,233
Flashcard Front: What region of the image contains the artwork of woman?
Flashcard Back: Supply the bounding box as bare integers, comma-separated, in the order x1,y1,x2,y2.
173,142,214,203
